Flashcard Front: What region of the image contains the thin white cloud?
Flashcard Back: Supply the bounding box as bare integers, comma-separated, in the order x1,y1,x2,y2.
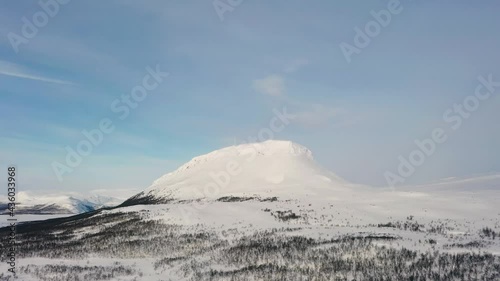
0,60,74,85
253,74,285,96
45,124,82,139
284,58,310,73
43,123,154,147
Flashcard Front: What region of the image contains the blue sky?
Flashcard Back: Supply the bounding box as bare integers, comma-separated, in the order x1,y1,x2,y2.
0,0,499,193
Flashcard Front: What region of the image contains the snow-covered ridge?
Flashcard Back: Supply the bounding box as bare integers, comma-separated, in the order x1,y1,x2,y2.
0,191,124,214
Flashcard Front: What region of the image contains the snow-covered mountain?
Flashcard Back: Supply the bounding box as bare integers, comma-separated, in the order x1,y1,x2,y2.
0,191,123,214
120,140,499,231
122,140,357,206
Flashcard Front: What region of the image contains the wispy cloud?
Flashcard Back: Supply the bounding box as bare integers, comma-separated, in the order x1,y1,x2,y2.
0,60,74,85
44,124,83,140
252,58,351,129
253,74,285,96
284,58,310,73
